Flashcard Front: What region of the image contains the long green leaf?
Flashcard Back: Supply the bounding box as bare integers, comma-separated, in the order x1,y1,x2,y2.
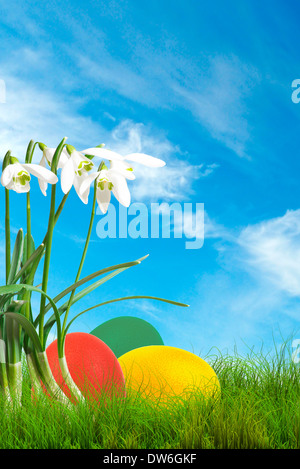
0,245,45,310
12,243,45,284
0,284,62,352
5,301,26,363
22,233,35,275
41,256,148,342
7,229,24,284
42,269,127,342
64,295,190,336
43,260,142,314
3,312,43,354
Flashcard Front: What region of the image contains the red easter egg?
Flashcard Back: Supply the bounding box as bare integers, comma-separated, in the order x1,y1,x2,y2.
45,332,126,402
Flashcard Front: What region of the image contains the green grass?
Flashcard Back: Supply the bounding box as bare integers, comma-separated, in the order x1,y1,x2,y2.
0,343,300,449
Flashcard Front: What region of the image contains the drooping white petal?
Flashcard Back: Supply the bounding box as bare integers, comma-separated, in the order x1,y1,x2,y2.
60,157,75,194
6,178,16,190
22,164,58,184
1,163,31,192
96,185,111,214
71,150,90,167
43,147,69,169
81,147,124,162
109,160,136,180
38,156,48,196
108,171,131,207
79,171,100,197
73,173,90,204
125,153,166,167
1,164,15,187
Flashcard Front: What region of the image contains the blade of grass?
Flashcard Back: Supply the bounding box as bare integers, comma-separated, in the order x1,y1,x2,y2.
7,229,24,285
64,295,189,336
41,256,148,343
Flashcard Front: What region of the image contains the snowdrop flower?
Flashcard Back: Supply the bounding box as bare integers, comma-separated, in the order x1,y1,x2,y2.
37,143,70,196
81,147,166,194
79,163,130,213
81,147,166,169
60,146,95,203
38,143,70,170
77,148,166,211
1,158,58,194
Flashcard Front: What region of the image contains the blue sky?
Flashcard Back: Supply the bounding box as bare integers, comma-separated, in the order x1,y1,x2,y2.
1,0,300,359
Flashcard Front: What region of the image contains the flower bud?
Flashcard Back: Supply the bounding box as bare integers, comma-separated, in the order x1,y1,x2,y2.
38,142,47,152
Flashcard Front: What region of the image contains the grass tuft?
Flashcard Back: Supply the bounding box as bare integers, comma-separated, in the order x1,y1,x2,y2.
0,343,300,449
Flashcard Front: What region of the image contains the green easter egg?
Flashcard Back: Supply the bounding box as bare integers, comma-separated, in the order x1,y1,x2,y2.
90,316,164,358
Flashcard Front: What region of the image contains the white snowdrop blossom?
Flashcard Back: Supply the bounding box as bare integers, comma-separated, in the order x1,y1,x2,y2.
79,164,131,213
78,150,166,212
60,149,95,203
39,146,70,170
38,145,70,196
37,143,166,206
81,147,166,169
1,161,58,195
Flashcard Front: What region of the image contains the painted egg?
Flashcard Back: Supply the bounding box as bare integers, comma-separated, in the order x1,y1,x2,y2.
90,316,164,358
46,332,126,402
118,345,220,403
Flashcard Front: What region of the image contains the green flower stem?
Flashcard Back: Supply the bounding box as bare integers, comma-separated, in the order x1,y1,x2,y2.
25,140,36,162
5,313,22,403
2,150,12,284
58,356,84,403
26,351,61,403
57,174,99,404
26,192,32,259
56,181,99,404
41,193,69,247
7,362,22,405
5,188,11,284
23,191,33,324
27,351,81,405
36,351,70,404
39,138,67,349
39,182,57,348
24,140,35,316
26,352,44,395
0,363,11,400
0,337,11,402
61,166,100,342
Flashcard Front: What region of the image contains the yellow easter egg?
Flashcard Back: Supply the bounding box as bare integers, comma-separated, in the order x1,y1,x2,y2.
118,345,220,403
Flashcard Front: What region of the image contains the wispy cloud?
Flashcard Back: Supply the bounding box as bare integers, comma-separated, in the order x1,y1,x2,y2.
237,209,300,297
75,39,260,159
0,74,105,159
104,119,216,202
0,66,211,202
202,208,300,298
179,209,300,354
171,55,260,159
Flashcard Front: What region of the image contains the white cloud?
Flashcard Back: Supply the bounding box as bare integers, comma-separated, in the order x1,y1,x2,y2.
171,55,260,159
76,53,162,109
238,209,300,296
0,74,106,160
202,209,300,298
104,119,217,202
75,42,260,159
0,72,213,202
